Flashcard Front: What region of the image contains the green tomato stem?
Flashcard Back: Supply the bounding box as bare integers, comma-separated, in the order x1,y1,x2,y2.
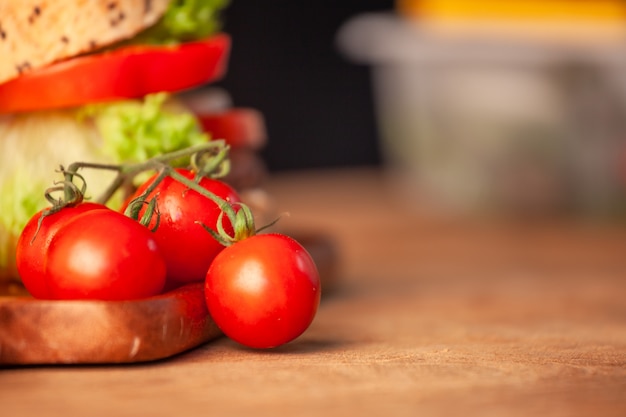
167,169,256,241
123,168,170,220
56,140,260,245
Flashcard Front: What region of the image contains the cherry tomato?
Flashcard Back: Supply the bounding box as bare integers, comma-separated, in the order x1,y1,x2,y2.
124,168,241,288
16,202,109,299
0,34,230,113
45,210,166,300
205,233,321,349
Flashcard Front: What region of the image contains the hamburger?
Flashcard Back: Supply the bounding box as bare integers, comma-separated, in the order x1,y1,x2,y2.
0,0,268,285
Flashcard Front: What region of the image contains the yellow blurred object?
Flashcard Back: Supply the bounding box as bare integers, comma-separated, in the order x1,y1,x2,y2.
397,0,626,21
396,0,626,43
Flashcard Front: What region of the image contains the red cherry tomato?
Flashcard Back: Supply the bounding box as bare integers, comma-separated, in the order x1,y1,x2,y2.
0,34,230,113
16,203,109,299
205,233,321,349
124,168,241,288
45,210,166,300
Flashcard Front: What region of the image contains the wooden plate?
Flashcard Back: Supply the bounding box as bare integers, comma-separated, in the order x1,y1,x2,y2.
0,283,220,365
0,232,338,366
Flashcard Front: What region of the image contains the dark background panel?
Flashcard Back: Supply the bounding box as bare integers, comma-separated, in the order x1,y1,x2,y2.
216,1,394,172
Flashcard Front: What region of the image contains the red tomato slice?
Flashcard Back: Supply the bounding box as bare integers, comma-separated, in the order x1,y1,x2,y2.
0,34,230,113
196,108,268,149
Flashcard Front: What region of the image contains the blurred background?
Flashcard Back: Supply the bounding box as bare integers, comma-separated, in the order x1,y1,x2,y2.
216,0,392,171
217,0,626,220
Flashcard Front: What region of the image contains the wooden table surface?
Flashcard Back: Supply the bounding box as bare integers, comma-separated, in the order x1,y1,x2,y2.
2,168,626,416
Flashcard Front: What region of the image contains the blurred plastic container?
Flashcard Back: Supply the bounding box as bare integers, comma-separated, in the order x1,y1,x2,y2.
337,12,626,218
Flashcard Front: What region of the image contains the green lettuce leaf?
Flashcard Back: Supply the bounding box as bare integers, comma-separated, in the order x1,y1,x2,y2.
129,0,230,45
79,93,207,162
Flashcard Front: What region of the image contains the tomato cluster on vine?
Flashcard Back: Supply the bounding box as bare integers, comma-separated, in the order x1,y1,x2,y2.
14,145,321,349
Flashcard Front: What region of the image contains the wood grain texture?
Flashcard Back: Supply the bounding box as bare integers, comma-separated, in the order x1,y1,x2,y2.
1,168,625,417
